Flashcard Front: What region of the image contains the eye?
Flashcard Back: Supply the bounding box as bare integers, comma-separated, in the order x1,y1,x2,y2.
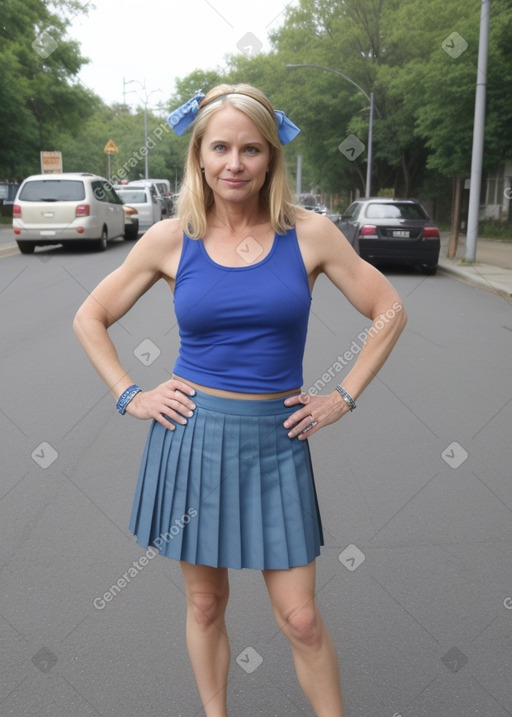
245,146,259,154
213,144,226,152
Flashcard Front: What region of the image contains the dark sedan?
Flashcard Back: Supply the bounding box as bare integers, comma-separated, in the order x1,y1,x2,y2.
338,198,440,275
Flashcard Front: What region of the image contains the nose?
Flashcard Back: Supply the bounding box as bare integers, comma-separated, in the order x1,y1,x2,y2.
226,149,243,172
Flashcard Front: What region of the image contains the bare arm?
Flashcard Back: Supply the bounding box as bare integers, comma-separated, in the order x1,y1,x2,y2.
285,213,407,439
73,220,196,428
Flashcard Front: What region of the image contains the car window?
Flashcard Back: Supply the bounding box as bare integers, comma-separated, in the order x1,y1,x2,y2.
92,181,108,202
366,202,428,220
103,183,122,204
342,202,361,219
19,180,86,202
116,190,148,204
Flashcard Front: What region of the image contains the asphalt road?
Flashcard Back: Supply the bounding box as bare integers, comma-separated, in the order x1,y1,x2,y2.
1,239,511,717
0,224,16,245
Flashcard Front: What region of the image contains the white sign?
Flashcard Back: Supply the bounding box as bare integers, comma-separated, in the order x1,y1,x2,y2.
40,151,63,174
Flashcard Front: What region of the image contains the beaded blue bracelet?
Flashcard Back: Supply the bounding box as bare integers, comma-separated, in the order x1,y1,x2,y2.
116,384,142,415
335,385,357,411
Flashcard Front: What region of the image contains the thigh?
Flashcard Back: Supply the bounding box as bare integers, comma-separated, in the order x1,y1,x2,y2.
262,561,317,620
180,561,230,601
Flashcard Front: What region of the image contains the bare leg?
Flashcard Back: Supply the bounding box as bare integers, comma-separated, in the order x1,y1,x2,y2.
263,562,343,716
180,562,230,717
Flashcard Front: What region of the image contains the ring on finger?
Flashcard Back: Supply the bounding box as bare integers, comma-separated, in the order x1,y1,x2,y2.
303,419,318,433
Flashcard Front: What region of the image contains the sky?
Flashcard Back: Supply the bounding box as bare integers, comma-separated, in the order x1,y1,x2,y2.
67,0,296,112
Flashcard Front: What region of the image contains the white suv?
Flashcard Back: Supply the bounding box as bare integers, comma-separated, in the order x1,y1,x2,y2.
13,173,125,253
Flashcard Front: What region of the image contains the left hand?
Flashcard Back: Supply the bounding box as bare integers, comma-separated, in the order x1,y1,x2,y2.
283,391,349,440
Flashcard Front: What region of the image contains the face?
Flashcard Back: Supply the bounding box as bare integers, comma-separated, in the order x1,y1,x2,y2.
199,104,271,205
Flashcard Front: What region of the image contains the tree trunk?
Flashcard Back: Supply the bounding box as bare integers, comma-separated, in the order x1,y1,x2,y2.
401,154,410,198
447,173,462,258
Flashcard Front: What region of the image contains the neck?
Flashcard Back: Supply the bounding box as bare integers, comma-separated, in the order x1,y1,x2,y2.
208,199,269,235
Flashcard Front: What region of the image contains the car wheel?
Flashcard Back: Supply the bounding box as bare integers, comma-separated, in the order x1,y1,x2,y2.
96,226,108,251
17,241,36,254
420,264,437,275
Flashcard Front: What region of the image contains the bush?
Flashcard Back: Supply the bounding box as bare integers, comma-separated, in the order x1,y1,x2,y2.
478,220,512,240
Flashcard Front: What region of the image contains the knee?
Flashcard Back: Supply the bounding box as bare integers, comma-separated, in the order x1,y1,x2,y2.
282,603,322,648
188,591,227,630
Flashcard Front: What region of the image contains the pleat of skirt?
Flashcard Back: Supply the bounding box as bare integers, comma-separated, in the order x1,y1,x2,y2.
128,389,324,570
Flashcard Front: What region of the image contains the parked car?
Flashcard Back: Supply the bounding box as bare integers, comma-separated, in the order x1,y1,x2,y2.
126,179,172,218
145,178,174,216
114,184,161,232
122,204,139,240
0,181,20,218
13,173,125,253
338,197,440,274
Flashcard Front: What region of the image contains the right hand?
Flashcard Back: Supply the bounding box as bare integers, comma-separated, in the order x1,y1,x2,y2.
125,378,196,430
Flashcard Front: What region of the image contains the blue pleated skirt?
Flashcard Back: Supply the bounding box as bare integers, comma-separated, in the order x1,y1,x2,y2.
129,389,324,570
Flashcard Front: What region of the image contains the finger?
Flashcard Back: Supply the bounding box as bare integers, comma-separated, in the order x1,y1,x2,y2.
163,387,196,412
172,379,196,396
286,414,318,438
283,394,302,407
161,401,192,423
283,392,310,407
153,412,177,430
158,408,189,430
290,420,319,439
283,407,311,430
166,394,196,416
297,421,319,441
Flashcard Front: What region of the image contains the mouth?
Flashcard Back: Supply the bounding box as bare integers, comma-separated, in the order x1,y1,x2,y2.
221,178,249,187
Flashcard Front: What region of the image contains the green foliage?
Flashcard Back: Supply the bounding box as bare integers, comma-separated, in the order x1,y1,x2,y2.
57,103,186,188
2,0,512,218
478,219,512,240
0,0,96,177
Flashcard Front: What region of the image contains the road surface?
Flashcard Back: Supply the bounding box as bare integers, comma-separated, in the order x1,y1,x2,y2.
1,239,511,716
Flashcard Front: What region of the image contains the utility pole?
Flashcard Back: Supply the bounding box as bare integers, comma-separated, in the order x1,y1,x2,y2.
123,79,160,180
465,0,491,263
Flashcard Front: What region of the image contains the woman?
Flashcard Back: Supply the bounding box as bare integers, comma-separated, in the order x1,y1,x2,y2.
74,83,407,716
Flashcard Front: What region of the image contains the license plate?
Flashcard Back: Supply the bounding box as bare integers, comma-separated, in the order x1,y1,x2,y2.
42,211,54,217
393,230,410,238
40,230,56,236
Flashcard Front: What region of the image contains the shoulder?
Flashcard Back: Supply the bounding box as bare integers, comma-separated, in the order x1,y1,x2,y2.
139,216,183,251
122,217,184,280
295,208,339,240
294,208,357,274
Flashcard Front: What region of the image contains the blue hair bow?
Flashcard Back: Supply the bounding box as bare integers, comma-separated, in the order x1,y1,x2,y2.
167,93,300,145
167,92,205,136
274,110,301,145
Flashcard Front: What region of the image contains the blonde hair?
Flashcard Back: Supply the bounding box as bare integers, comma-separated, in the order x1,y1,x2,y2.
176,84,297,239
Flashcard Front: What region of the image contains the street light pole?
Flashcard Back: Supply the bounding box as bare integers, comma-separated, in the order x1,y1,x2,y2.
123,79,161,179
286,63,374,197
366,91,374,198
465,0,491,263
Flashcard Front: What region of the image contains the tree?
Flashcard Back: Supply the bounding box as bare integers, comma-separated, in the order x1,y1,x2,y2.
0,0,95,177
58,102,185,187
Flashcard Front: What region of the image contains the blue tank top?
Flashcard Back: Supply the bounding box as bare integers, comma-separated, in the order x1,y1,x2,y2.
173,227,312,393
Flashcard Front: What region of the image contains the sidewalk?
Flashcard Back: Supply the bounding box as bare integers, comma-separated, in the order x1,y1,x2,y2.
438,232,512,300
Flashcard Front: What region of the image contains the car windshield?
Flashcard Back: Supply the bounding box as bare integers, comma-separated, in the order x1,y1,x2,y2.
366,203,428,220
19,180,85,202
116,190,148,204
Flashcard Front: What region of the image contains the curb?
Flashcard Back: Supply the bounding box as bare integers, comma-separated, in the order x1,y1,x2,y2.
438,261,512,300
0,243,20,258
